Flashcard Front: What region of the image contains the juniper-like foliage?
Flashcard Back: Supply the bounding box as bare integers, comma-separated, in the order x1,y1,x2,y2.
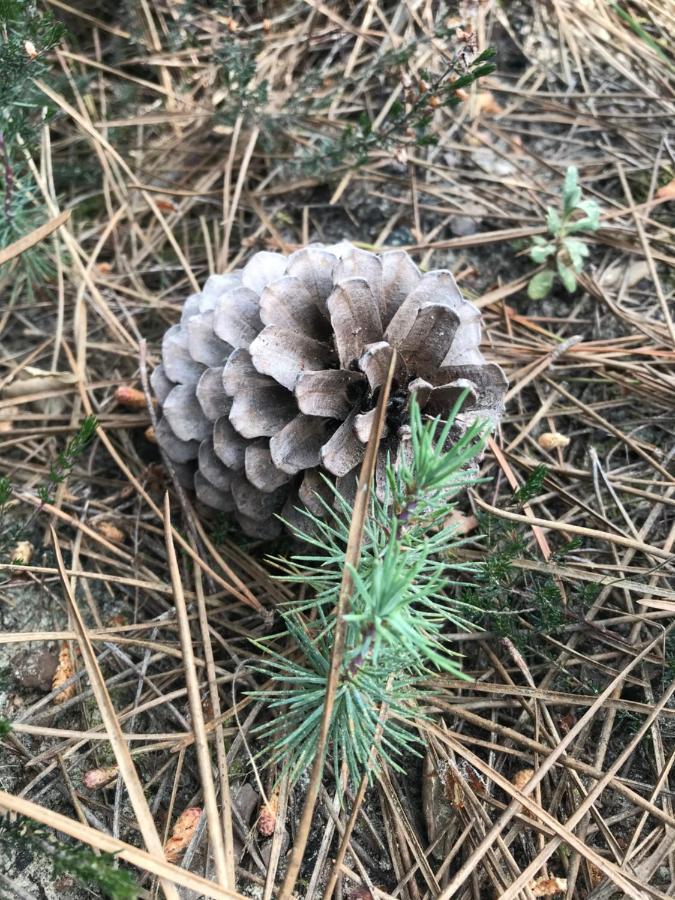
0,416,98,564
253,391,490,786
0,0,65,280
36,414,98,504
0,815,139,900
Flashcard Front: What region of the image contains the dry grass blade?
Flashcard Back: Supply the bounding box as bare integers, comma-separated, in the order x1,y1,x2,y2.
163,493,232,891
50,525,179,900
277,350,397,900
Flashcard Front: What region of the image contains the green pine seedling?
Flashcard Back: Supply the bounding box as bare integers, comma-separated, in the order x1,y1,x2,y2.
528,166,600,300
252,391,492,787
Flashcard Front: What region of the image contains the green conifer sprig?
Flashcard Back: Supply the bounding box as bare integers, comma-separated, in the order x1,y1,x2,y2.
36,414,98,504
1,0,65,280
0,814,139,900
1,416,98,564
252,392,491,786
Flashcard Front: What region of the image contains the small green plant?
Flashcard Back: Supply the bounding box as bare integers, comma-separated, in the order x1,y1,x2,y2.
460,465,600,648
0,815,139,899
0,416,98,563
253,392,490,786
527,166,600,300
292,42,496,174
0,0,65,281
212,34,268,127
36,415,98,504
167,9,496,177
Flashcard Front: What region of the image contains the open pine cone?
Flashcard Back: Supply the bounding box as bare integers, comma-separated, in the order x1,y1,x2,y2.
151,242,507,538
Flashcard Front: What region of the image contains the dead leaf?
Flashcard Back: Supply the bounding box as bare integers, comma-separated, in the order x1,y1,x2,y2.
537,432,570,450
164,807,202,863
12,647,58,691
52,642,76,704
155,198,177,213
442,765,465,810
599,260,649,290
512,768,534,792
83,766,119,789
475,91,504,116
445,509,478,535
512,768,537,820
115,385,152,409
529,876,567,896
558,712,576,734
655,178,675,201
11,541,33,565
0,405,18,433
588,862,604,887
258,789,280,836
92,520,126,544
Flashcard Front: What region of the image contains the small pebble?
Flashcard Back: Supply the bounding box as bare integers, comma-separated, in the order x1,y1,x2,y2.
260,827,289,868
12,647,59,692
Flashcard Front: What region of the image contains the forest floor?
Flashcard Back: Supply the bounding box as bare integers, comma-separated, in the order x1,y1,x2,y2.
0,1,674,899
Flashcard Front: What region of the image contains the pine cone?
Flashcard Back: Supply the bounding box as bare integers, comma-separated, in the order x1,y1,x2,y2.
152,243,506,538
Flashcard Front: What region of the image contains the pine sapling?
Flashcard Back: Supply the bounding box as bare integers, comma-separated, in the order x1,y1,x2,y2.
253,391,491,786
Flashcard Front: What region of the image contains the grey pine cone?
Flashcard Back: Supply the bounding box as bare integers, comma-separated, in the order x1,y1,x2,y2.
152,242,507,539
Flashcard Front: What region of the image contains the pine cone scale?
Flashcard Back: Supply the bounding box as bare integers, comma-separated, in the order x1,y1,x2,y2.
398,305,460,378
245,442,292,492
270,415,331,475
295,369,365,419
285,249,338,308
187,313,228,366
327,279,383,369
259,276,328,337
198,439,232,490
358,342,401,392
320,411,366,477
249,326,336,392
196,367,231,421
213,286,262,349
213,417,247,469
